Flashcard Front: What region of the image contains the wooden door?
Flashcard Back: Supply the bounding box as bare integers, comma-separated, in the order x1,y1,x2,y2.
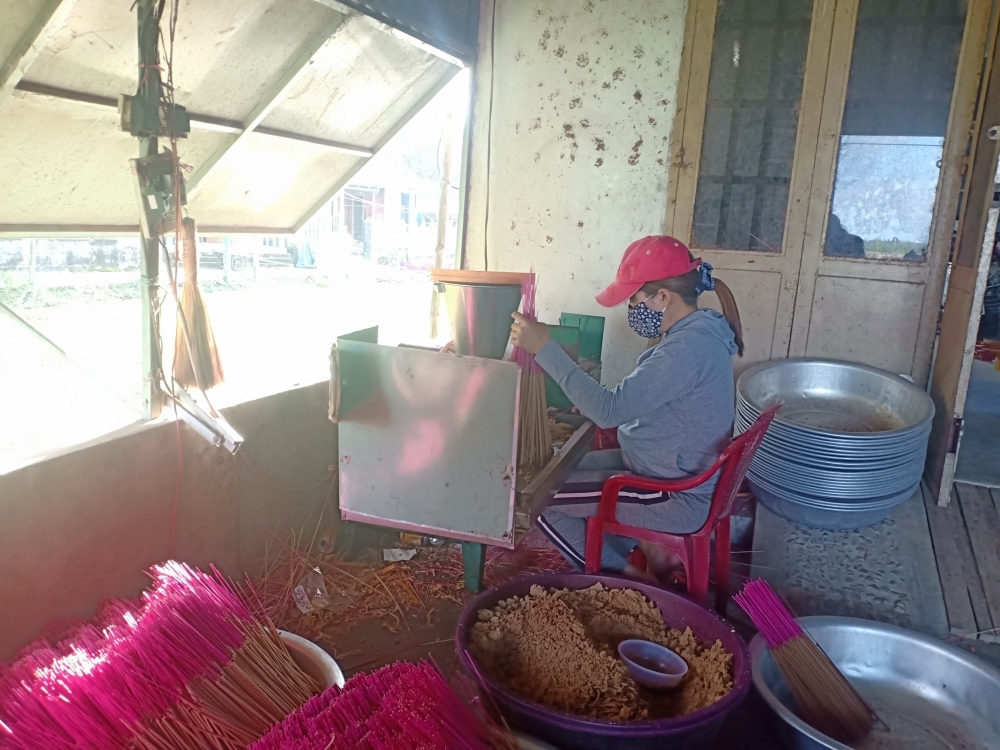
666,0,839,372
787,0,990,384
669,0,993,385
926,25,1000,507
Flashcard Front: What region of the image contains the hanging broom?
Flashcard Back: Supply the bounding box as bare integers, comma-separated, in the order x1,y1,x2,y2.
734,579,878,743
173,217,224,389
511,272,551,469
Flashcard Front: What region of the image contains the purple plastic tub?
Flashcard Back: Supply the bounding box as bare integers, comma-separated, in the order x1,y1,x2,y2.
455,573,751,750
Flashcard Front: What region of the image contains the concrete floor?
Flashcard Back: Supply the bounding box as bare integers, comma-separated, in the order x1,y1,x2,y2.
750,490,949,637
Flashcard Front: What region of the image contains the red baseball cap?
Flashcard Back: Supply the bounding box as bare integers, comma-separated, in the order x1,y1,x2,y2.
595,235,701,307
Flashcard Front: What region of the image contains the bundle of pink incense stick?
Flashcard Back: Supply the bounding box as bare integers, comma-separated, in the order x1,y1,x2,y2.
0,561,319,750
250,660,514,750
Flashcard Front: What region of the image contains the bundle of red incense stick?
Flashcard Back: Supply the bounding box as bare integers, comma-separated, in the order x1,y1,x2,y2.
250,660,514,750
734,579,875,743
511,272,551,469
0,561,318,750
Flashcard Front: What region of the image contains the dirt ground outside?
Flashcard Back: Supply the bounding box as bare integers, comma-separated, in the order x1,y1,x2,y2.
1,257,439,469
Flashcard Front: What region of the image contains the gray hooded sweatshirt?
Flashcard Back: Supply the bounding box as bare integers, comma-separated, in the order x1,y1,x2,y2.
534,309,739,497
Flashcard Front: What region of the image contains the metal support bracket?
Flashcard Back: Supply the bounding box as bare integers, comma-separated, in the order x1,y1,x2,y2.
169,387,243,454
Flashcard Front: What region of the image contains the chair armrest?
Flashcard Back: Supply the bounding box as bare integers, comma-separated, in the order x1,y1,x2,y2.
603,461,724,496
596,461,724,523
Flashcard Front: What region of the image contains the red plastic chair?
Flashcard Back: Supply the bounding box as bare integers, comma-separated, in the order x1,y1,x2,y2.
584,403,780,614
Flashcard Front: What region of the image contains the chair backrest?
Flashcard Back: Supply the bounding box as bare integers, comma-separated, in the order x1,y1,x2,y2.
702,402,781,530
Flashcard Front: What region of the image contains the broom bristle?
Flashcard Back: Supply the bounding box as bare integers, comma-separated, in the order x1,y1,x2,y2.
173,217,225,389
735,579,875,743
511,272,550,469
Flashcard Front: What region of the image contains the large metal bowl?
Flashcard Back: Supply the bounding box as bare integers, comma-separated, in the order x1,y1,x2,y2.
737,360,934,439
750,480,914,529
751,616,1000,749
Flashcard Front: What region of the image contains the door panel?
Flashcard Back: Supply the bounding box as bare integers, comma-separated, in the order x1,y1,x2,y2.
688,0,813,253
803,276,923,374
698,268,783,373
667,0,837,368
668,0,991,387
926,20,1000,505
789,0,971,379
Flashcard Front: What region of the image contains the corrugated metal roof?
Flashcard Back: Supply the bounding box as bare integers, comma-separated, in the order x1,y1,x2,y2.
0,0,461,235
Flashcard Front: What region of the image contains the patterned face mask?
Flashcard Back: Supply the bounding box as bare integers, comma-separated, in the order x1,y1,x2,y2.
627,297,664,338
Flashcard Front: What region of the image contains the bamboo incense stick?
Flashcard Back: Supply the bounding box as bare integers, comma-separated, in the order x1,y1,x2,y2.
511,272,551,469
734,579,876,743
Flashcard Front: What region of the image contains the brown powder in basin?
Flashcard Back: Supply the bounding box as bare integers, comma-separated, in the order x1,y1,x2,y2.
468,583,733,722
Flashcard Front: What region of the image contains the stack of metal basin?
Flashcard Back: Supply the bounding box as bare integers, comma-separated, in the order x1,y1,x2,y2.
735,359,934,530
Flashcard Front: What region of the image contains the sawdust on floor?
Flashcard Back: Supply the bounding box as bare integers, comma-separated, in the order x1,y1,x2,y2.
469,583,733,722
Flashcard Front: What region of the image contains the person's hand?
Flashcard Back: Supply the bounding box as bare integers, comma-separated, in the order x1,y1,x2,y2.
439,340,456,354
510,312,551,355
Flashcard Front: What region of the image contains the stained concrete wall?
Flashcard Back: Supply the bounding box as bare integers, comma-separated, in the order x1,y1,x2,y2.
0,382,336,660
464,0,688,385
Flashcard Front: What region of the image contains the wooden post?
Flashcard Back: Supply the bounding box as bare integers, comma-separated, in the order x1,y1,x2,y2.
430,112,456,340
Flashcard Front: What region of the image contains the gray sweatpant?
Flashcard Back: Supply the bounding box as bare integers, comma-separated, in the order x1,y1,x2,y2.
536,450,711,572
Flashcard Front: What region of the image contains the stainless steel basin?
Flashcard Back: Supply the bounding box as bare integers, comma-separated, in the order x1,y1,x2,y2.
736,360,934,529
751,616,1000,749
738,360,934,438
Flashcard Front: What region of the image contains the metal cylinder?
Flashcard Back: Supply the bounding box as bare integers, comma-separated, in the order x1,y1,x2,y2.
441,282,523,360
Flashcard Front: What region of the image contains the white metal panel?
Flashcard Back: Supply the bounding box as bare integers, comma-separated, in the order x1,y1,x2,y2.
338,341,519,548
463,0,688,387
0,0,460,232
0,0,80,108
189,133,359,229
22,0,342,121
0,94,230,227
261,17,453,146
0,0,49,69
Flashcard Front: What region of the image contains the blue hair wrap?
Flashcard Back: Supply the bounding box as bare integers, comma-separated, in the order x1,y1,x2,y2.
696,261,715,296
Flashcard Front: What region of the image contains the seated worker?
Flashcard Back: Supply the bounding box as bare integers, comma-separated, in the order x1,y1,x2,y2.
509,236,743,584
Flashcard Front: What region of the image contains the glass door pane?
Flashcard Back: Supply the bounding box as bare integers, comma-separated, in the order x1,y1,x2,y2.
692,0,814,252
824,0,967,261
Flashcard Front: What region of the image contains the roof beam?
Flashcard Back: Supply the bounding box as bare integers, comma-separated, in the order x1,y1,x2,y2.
186,12,353,194
13,81,374,158
292,65,461,233
0,0,80,109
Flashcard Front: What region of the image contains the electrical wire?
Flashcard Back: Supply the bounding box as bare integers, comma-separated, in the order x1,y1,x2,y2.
144,0,341,555
238,452,335,495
